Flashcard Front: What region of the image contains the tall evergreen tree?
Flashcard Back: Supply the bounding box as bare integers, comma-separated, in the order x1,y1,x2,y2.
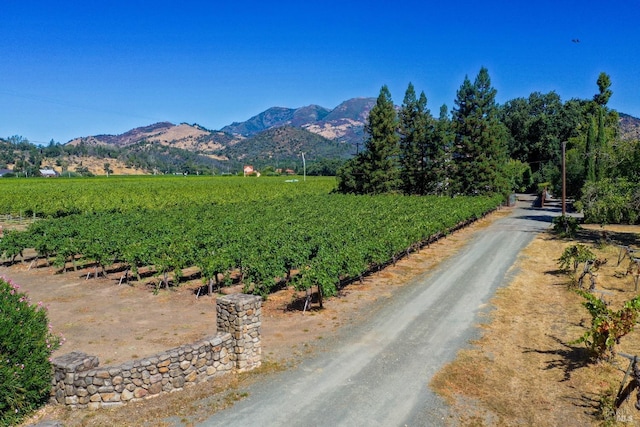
361,85,400,194
592,72,613,182
429,104,452,195
399,83,431,194
451,67,509,195
596,107,607,180
594,72,613,106
579,73,615,186
585,116,597,182
337,85,400,194
336,154,365,193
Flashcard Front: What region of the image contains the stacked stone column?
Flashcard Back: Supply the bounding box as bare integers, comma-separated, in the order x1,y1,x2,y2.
216,293,262,372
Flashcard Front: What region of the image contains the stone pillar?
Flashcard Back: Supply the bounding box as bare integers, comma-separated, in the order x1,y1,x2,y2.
216,293,262,372
50,351,100,407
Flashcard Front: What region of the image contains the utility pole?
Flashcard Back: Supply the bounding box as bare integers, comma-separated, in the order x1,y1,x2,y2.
301,152,306,182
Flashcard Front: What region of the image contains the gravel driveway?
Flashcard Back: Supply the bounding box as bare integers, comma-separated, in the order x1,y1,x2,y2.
196,198,557,427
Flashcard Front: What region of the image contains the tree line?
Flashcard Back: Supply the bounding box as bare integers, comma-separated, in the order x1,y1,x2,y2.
337,68,640,223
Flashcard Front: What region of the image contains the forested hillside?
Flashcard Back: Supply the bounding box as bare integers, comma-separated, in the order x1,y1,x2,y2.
224,126,351,165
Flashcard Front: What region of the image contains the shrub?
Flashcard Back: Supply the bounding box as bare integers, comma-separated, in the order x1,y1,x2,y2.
572,289,640,361
572,200,583,213
0,277,62,426
552,215,581,238
558,244,596,274
581,178,640,225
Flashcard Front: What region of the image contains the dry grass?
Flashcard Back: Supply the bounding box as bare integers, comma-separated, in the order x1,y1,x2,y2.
38,156,149,176
431,225,640,426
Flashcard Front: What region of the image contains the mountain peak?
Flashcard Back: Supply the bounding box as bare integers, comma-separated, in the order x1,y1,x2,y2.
220,98,374,139
57,97,376,174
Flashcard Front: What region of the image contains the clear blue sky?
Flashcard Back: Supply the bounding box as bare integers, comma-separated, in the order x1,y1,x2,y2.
1,0,639,144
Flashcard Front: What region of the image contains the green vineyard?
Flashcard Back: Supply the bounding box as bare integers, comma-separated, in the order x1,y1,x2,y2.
0,176,503,298
0,175,336,217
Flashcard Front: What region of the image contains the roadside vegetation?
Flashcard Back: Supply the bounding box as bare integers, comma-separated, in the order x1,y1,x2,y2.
432,224,640,426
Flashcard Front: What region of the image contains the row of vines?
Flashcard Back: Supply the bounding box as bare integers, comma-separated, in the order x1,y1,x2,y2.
0,176,336,217
0,177,502,297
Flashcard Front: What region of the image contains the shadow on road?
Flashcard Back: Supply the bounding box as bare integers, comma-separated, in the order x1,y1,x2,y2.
514,214,556,224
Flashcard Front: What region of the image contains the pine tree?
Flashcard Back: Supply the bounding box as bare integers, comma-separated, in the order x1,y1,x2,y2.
594,72,613,106
336,154,365,193
399,83,431,194
361,85,401,194
596,107,607,181
451,67,509,195
585,117,597,182
431,104,453,195
336,85,400,194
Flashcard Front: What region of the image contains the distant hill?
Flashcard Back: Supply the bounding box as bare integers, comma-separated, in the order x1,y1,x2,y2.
221,105,331,136
301,98,375,145
225,126,351,163
66,97,377,155
67,122,176,147
221,98,376,145
66,120,353,166
59,97,376,173
67,122,236,154
10,96,637,177
620,113,640,141
322,97,375,122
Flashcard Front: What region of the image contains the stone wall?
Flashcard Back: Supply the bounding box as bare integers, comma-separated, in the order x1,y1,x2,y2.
50,293,261,409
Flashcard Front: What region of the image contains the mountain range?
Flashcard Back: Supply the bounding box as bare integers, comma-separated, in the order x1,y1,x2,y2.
67,97,377,168
2,98,638,177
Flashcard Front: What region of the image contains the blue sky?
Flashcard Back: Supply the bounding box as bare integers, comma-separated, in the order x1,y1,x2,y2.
1,0,639,144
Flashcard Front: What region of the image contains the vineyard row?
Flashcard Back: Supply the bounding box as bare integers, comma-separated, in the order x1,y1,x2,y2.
0,193,503,297
0,176,336,218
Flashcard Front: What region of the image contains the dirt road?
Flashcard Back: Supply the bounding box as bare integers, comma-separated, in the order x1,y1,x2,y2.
197,198,557,426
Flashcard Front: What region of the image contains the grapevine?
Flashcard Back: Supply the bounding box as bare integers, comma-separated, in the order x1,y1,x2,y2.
0,177,503,298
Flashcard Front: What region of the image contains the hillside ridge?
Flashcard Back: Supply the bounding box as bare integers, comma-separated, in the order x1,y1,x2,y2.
2,101,638,177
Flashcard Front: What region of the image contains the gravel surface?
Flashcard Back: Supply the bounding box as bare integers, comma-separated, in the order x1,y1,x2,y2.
196,198,558,427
